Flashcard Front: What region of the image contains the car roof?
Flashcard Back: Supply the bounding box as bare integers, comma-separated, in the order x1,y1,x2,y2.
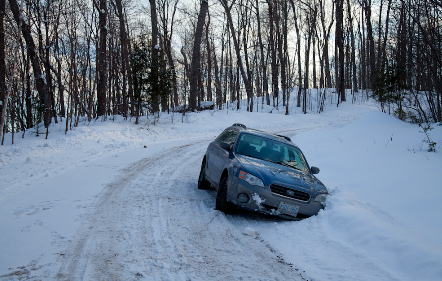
228,124,296,146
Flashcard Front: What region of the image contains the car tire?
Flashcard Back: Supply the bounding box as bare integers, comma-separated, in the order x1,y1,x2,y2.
198,159,211,190
216,175,234,213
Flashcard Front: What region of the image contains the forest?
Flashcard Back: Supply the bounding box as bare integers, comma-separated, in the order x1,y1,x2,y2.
1,1,442,279
0,0,440,141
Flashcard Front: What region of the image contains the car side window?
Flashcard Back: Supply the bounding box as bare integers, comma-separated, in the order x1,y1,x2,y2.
216,129,239,145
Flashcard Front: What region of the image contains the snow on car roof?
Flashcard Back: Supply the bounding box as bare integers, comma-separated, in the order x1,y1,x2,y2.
229,125,295,146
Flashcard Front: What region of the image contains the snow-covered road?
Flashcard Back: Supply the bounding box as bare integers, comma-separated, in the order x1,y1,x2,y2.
1,102,441,281
56,140,304,281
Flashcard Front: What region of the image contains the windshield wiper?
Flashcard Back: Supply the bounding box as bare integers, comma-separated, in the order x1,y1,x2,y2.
266,159,303,171
239,153,305,172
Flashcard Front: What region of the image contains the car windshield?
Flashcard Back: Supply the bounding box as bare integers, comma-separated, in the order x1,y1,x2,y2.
235,133,309,172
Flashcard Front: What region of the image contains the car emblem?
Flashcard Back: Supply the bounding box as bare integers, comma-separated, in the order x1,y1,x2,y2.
286,190,295,197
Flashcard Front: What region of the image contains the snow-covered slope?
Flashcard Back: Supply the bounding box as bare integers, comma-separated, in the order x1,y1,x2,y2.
247,110,442,281
0,101,441,281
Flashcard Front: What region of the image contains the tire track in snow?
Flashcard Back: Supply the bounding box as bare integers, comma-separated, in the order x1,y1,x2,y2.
56,140,304,281
139,145,301,281
56,143,199,281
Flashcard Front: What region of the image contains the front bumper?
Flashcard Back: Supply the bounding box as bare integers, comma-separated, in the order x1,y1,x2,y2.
228,178,324,219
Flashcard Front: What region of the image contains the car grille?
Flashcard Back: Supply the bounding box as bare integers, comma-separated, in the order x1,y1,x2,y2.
270,184,310,202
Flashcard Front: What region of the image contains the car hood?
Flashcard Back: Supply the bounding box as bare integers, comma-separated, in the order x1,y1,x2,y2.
235,154,327,193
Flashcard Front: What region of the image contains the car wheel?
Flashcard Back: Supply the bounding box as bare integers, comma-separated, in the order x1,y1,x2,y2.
216,175,233,213
198,159,211,190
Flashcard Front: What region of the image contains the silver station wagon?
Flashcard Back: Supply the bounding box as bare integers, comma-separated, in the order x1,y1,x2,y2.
198,124,328,219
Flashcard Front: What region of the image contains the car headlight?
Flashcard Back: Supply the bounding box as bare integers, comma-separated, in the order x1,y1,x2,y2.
238,170,264,187
314,193,328,205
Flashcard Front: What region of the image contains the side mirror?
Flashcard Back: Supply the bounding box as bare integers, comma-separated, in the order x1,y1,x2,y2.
220,142,233,151
310,166,320,174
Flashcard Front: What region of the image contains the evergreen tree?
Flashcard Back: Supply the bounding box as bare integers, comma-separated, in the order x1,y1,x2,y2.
131,35,173,123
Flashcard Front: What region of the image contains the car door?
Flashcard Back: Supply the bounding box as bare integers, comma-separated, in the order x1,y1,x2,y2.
211,129,239,186
205,130,229,183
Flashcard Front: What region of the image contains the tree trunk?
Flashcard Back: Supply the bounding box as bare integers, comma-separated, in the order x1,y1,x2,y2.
220,0,253,109
160,0,179,109
256,0,269,105
115,0,129,116
336,0,346,102
240,0,253,112
303,16,312,113
289,1,303,107
318,0,333,88
96,0,107,117
0,0,6,141
189,0,208,110
212,36,223,109
380,0,392,76
43,6,56,124
149,0,160,113
362,0,375,88
9,0,51,130
267,0,279,107
205,14,213,101
347,0,358,92
25,59,33,128
278,2,288,107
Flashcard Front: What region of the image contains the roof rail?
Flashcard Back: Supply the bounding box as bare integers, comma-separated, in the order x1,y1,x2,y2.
276,134,292,142
232,123,246,129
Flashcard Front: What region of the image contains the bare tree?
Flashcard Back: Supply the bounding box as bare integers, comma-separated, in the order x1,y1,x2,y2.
205,12,212,101
114,0,129,116
255,0,269,105
158,0,179,109
289,0,303,107
267,0,278,108
336,0,346,103
361,0,375,88
9,0,51,134
149,0,161,113
0,0,6,141
0,0,440,141
189,0,208,110
96,0,107,117
220,0,254,111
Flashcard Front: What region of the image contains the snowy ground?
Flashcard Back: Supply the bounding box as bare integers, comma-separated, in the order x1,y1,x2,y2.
0,100,441,281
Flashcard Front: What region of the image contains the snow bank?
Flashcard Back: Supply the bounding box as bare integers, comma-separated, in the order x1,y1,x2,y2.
254,110,442,281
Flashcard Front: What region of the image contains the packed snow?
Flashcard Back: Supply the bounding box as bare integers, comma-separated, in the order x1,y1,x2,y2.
0,98,441,281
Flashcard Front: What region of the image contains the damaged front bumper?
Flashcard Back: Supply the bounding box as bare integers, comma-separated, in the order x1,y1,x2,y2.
227,177,325,219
